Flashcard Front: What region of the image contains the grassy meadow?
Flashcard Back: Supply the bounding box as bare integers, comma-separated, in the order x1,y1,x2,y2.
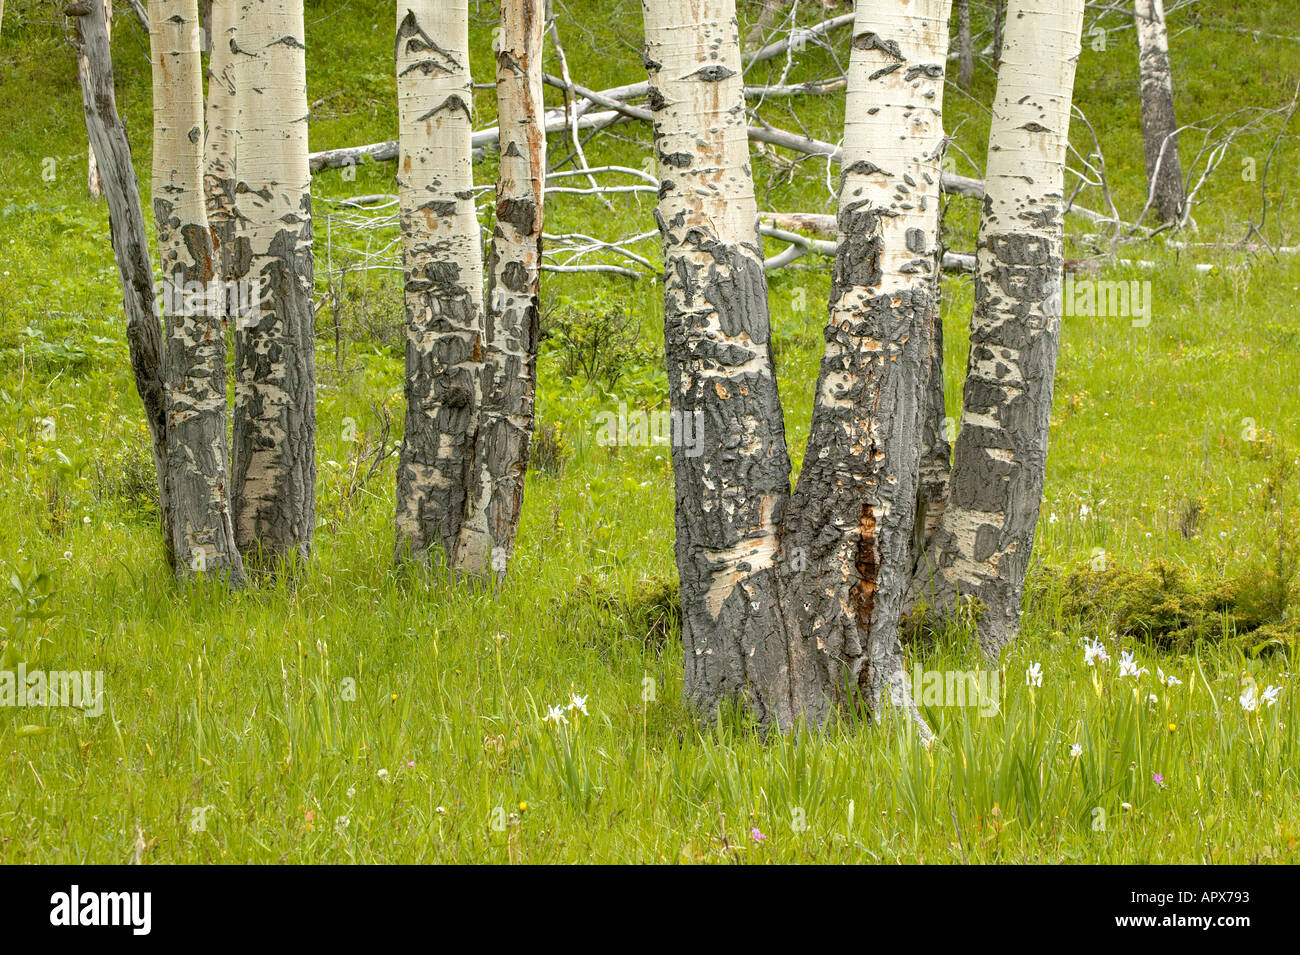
0,0,1298,862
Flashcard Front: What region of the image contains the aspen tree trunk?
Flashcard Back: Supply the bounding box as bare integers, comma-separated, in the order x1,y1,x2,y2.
992,0,1004,67
86,0,111,199
204,0,238,284
231,0,316,565
957,0,973,87
67,0,174,566
780,0,952,729
642,0,798,726
459,0,546,579
393,1,486,567
1134,0,1185,224
927,0,1084,660
149,0,244,582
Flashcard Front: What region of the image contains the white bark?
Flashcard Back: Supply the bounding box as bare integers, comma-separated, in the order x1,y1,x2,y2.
204,0,238,281
149,0,244,581
393,0,486,568
231,0,316,564
927,0,1085,659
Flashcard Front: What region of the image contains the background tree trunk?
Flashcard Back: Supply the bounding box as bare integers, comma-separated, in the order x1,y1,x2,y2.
927,0,1084,660
67,0,174,567
643,0,797,726
393,0,486,568
957,0,973,87
460,0,546,580
149,0,244,582
780,0,952,730
231,0,316,566
1135,0,1185,224
992,0,1004,68
204,0,238,284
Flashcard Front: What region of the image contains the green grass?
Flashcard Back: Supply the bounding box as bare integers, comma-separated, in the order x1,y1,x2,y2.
0,0,1298,862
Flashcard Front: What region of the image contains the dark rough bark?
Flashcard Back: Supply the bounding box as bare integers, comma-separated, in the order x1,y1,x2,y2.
909,296,952,598
67,0,173,567
778,5,950,732
230,197,317,564
644,0,798,727
1135,0,1185,225
930,228,1063,654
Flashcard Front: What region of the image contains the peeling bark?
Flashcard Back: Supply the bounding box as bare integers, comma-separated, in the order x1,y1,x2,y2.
643,0,796,726
67,0,174,567
149,0,244,582
84,0,111,200
392,1,486,568
780,0,952,732
459,0,547,580
928,0,1084,660
1135,0,1185,224
231,0,316,566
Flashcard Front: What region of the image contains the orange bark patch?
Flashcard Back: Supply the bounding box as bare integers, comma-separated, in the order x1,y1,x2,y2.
848,501,878,627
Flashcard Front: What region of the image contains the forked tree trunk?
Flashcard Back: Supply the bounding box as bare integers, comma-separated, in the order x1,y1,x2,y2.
957,0,973,87
231,0,316,565
644,0,953,732
149,0,244,582
204,0,238,284
643,0,797,726
926,0,1084,660
459,0,546,579
67,0,174,566
393,1,486,568
1134,0,1185,225
780,0,952,729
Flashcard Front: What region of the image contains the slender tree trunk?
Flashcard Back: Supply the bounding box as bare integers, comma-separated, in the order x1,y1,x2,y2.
231,0,316,565
643,0,797,726
744,0,791,46
86,0,111,199
204,0,238,284
1134,0,1185,224
909,297,952,599
957,0,973,87
927,0,1084,660
149,0,244,582
393,1,486,568
67,0,174,567
991,0,1004,67
459,0,546,579
780,0,952,729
